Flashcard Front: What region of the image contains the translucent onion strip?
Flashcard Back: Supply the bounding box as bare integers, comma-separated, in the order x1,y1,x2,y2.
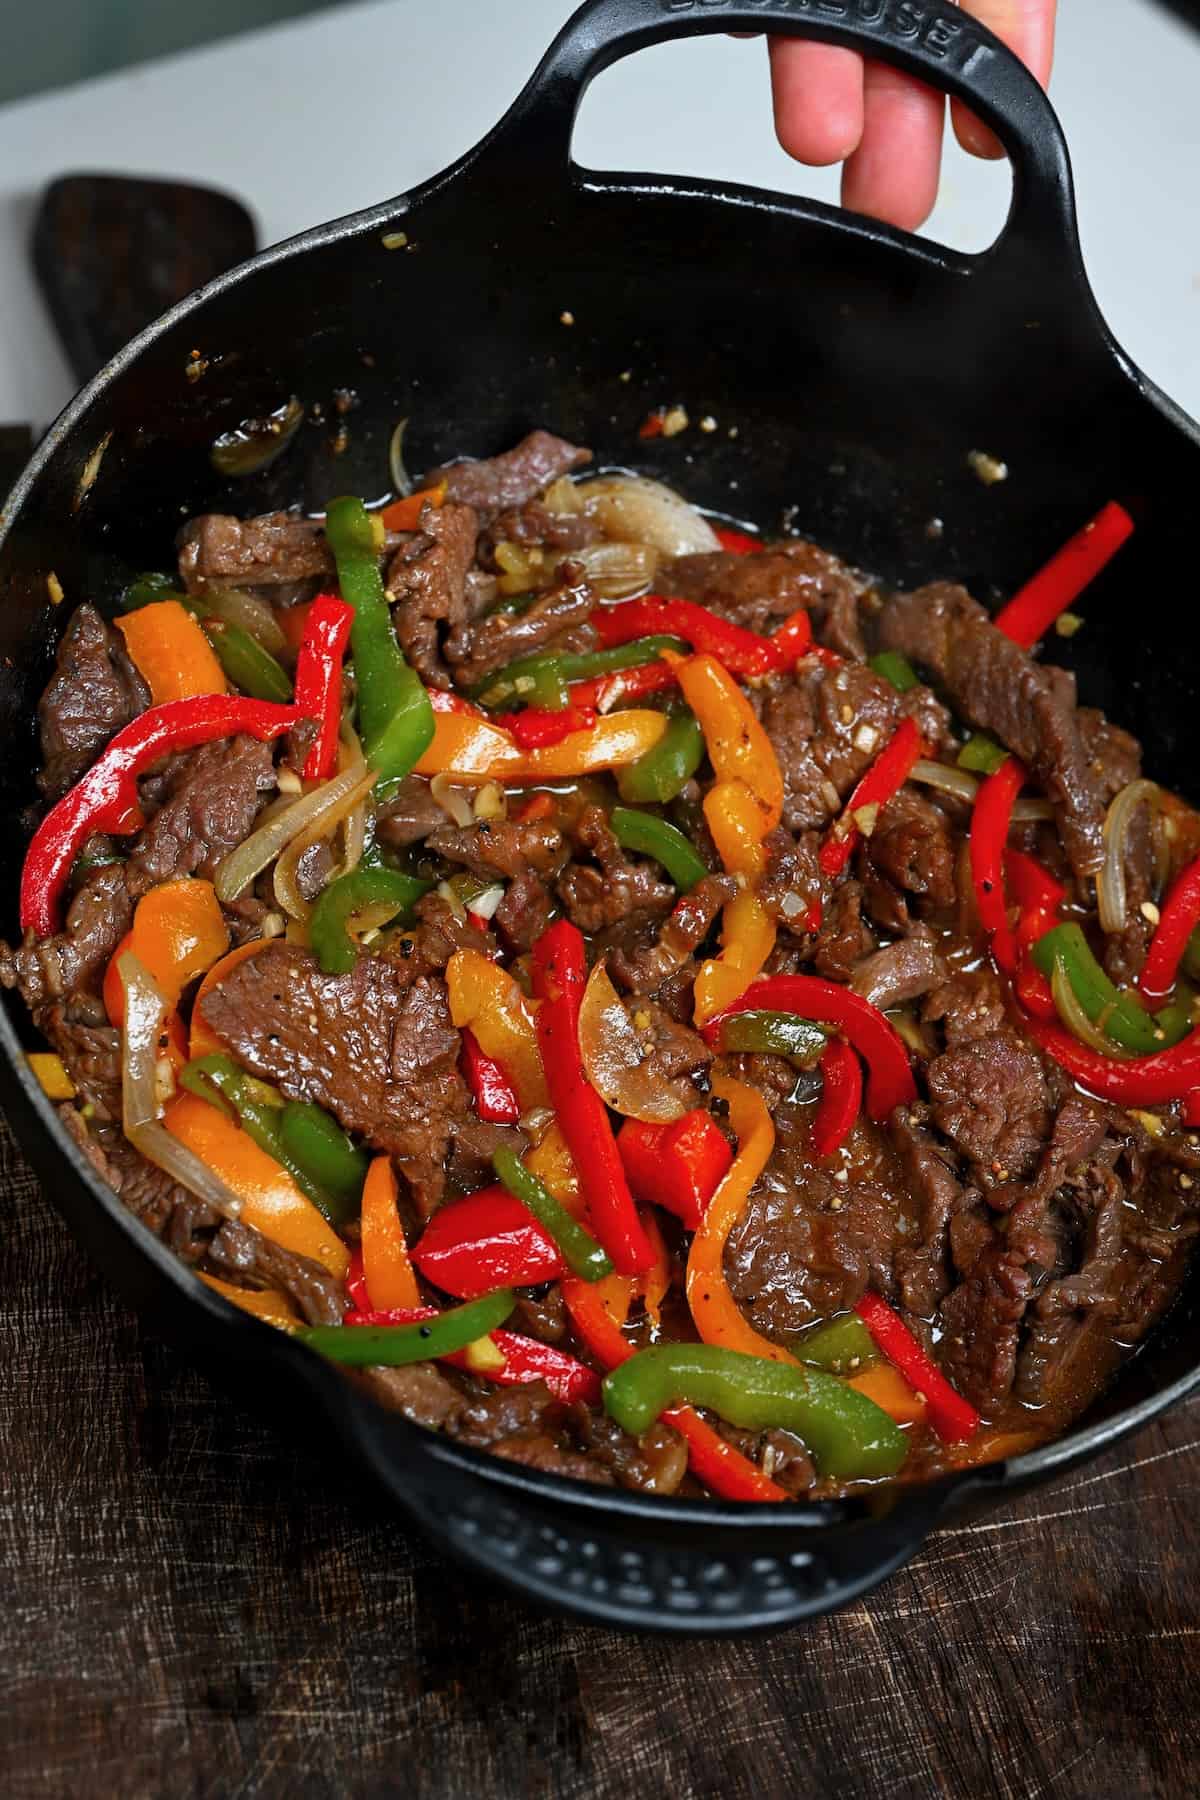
272,761,376,922
334,718,369,880
578,474,720,556
570,540,659,600
215,764,367,905
910,759,1054,824
119,950,170,1133
199,587,287,656
430,771,474,827
578,960,689,1123
1098,779,1161,935
388,417,412,499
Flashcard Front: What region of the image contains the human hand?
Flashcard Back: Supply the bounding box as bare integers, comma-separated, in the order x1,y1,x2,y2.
768,1,1057,232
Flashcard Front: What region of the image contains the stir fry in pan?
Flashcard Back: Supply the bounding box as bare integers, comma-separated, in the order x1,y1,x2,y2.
6,427,1197,1500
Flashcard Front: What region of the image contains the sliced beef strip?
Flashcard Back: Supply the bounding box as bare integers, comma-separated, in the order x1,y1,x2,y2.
758,827,822,938
813,881,876,984
661,539,870,645
126,735,277,893
568,1407,689,1494
351,1361,468,1429
177,511,334,592
1078,706,1142,805
607,873,736,999
199,946,466,1215
482,497,600,557
37,604,149,800
426,816,566,881
446,1117,527,1196
849,931,945,1012
763,660,901,834
494,871,554,953
384,500,480,689
444,574,594,690
866,787,957,911
888,1106,966,1316
374,775,448,850
878,581,1108,881
1102,790,1157,986
926,1026,1052,1186
0,862,132,1012
429,430,591,521
619,995,712,1111
205,1217,346,1325
923,968,1009,1048
443,1379,564,1449
556,804,674,935
37,1003,122,1120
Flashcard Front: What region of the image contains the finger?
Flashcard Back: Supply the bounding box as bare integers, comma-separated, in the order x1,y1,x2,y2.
952,0,1057,158
841,62,946,234
769,37,865,168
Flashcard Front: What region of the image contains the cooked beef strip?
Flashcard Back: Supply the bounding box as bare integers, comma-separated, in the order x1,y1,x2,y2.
849,931,945,1011
568,1408,689,1494
374,775,448,849
206,1218,346,1325
126,735,278,893
1102,790,1157,985
926,1025,1053,1187
0,862,132,1011
813,881,877,984
429,430,591,520
888,1106,967,1316
426,817,566,881
619,995,712,1111
177,511,334,591
607,873,736,998
763,660,901,834
556,804,674,934
445,574,594,689
661,539,870,644
922,967,1009,1048
866,787,957,910
199,946,466,1215
878,581,1109,881
37,604,149,800
384,500,480,688
352,1361,468,1429
482,497,600,557
494,871,554,952
758,827,823,938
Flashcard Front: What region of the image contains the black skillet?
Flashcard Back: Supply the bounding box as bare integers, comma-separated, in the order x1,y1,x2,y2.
2,0,1199,1635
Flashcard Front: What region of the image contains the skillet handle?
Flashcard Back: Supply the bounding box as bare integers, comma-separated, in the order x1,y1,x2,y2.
480,0,1079,266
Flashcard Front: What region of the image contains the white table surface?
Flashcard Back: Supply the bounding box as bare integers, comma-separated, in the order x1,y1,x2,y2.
0,0,1196,432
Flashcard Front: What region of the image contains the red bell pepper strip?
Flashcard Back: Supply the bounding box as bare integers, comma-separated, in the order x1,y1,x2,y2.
617,1110,733,1230
1138,853,1200,1009
493,704,597,751
562,1274,788,1501
768,609,813,665
1007,850,1066,1021
345,1248,371,1312
854,1291,980,1443
702,974,916,1121
412,1183,566,1296
590,598,789,680
531,920,653,1276
969,755,1027,973
1023,1013,1200,1106
1006,848,1067,914
818,717,925,878
993,500,1134,649
1184,1091,1200,1127
292,592,354,781
460,1030,521,1124
810,1039,863,1159
567,660,677,713
714,526,762,555
20,693,305,936
345,1304,600,1403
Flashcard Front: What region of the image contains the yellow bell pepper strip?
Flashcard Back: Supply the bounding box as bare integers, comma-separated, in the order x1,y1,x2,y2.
445,949,548,1112
164,1091,350,1278
846,1362,927,1428
415,706,668,785
692,889,777,1029
360,1153,421,1310
27,1052,75,1099
189,940,271,1058
704,778,772,879
114,600,227,705
103,878,230,1024
524,1122,583,1214
197,1271,301,1330
685,1073,798,1364
664,649,783,841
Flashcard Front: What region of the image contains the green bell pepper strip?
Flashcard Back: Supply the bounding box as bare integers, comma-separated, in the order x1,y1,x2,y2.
716,1010,830,1065
203,620,293,703
957,732,1010,776
180,1054,357,1227
309,866,433,975
324,495,434,780
474,635,688,711
278,1103,369,1211
601,1344,908,1481
122,571,184,609
610,805,708,892
297,1289,517,1366
796,1312,879,1375
492,1145,613,1284
616,708,706,806
1032,923,1192,1055
868,651,919,694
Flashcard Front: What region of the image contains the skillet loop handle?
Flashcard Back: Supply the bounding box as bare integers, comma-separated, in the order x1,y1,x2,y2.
483,0,1079,265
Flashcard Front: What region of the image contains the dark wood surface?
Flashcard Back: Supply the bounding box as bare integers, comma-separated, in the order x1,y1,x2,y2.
2,1112,1196,1800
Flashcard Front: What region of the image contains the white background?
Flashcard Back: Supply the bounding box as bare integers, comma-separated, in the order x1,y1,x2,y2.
0,0,1196,430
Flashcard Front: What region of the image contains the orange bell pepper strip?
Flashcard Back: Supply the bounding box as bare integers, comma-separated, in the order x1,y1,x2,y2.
379,479,448,533
846,1362,927,1427
704,779,772,879
104,879,230,1024
445,949,549,1112
639,1210,672,1333
415,707,668,785
115,600,227,705
664,649,783,838
686,1073,798,1364
164,1091,349,1278
197,1271,301,1330
524,1121,583,1215
189,940,272,1058
692,889,777,1028
359,1153,421,1310
562,1264,788,1502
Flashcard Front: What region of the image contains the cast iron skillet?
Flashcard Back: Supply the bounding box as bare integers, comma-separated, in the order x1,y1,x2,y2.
2,0,1199,1635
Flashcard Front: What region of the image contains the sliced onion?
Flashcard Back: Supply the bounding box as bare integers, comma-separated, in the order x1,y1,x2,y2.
1012,799,1056,823
119,950,170,1133
430,771,475,827
570,540,659,599
388,417,412,498
273,761,376,922
198,586,287,656
132,1121,248,1219
577,474,720,557
215,763,367,905
1050,961,1136,1059
542,475,582,515
334,719,369,880
1098,779,1161,935
466,883,505,923
578,960,689,1123
910,760,979,804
